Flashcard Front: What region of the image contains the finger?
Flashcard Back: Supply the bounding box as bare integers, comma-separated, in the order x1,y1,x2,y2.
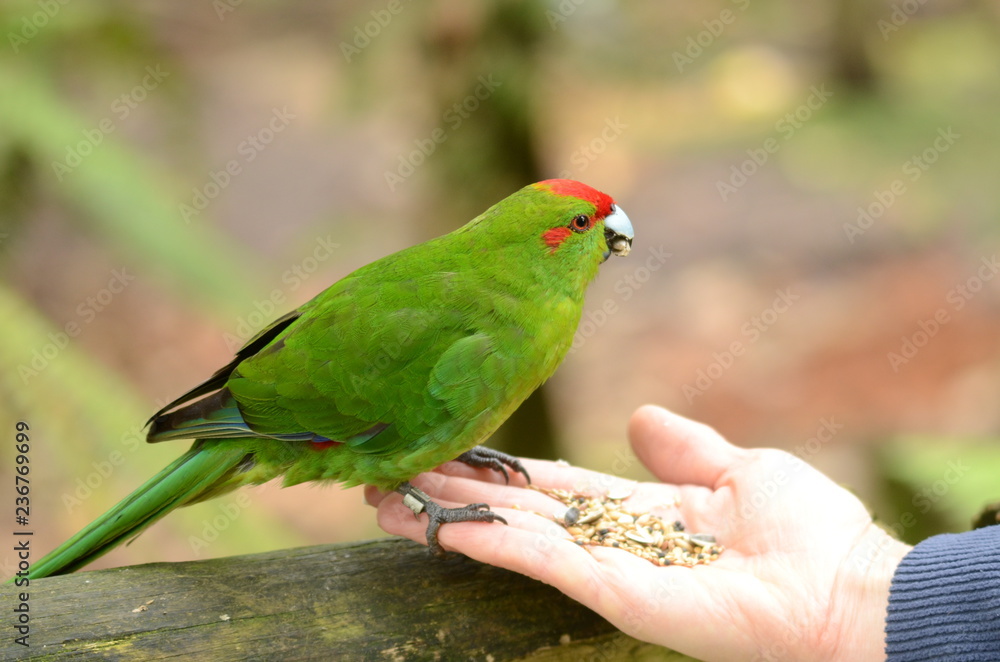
363,484,390,507
375,490,573,552
434,458,530,486
364,475,568,526
365,468,581,516
438,456,637,498
411,472,572,518
628,405,748,489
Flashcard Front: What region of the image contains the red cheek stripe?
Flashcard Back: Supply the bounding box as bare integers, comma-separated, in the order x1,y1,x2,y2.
542,227,572,252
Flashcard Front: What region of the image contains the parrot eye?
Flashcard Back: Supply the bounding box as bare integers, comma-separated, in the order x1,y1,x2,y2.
570,215,592,232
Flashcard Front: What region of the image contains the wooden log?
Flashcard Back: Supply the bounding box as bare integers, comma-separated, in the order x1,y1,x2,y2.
2,538,696,661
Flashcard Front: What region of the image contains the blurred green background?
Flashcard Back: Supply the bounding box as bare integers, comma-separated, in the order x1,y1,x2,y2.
2,0,1000,574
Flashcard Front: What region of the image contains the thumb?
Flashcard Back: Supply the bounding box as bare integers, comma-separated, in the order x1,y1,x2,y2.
627,405,748,489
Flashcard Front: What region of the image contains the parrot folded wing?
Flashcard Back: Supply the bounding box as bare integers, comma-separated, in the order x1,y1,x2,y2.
146,308,302,429
429,333,514,420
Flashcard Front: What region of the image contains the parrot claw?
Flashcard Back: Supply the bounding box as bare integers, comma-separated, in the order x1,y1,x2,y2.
396,482,507,558
454,446,531,485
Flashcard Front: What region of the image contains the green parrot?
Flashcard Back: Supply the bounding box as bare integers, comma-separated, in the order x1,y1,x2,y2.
26,179,633,578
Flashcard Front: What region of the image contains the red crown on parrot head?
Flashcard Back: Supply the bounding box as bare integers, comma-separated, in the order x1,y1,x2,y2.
534,179,614,219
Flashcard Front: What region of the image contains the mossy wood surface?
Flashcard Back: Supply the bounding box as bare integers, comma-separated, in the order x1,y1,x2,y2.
2,537,696,661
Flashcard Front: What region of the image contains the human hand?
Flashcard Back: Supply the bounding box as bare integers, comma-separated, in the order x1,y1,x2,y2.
366,405,911,662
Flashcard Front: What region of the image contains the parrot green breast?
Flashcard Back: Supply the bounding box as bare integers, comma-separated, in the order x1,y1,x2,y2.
225,228,590,490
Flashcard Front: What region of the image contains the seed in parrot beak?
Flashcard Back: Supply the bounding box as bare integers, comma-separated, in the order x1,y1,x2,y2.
603,204,634,258
609,235,631,256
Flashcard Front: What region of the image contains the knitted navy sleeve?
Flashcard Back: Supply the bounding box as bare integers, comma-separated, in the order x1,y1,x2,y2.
885,524,1000,661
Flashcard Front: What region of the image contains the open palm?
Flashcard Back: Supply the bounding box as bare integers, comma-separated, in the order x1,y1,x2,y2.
367,405,909,662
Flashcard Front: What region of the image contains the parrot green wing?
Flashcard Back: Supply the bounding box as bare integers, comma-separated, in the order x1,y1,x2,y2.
226,260,520,459
428,333,517,420
147,309,302,425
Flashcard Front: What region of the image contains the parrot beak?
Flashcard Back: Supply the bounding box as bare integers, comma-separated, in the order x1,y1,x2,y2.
603,204,634,260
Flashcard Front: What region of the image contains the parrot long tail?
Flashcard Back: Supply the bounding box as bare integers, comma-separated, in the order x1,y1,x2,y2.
27,443,250,579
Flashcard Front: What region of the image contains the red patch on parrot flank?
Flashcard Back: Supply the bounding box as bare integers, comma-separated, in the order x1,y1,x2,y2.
542,226,572,252
311,440,341,450
535,179,614,219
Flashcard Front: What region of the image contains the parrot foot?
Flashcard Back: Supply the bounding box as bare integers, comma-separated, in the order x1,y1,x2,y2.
396,482,507,558
455,446,531,485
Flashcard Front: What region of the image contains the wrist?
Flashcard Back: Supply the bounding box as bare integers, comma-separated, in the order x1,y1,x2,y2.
825,524,912,661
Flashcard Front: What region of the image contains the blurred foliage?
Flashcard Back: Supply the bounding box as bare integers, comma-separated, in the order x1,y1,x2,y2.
0,0,288,566
0,1,261,309
875,437,1000,543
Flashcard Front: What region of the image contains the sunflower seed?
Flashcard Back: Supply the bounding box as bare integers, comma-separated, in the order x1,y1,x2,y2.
607,484,634,500
625,529,655,545
577,507,604,525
